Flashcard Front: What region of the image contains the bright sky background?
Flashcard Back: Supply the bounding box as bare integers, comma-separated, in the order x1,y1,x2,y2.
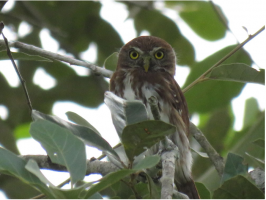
0,0,265,198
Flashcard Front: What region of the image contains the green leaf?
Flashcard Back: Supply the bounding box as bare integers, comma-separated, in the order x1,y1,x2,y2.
29,119,86,185
103,52,118,71
88,192,103,199
195,182,211,199
84,169,135,198
221,153,248,184
208,64,265,85
245,152,265,165
143,172,160,199
243,98,260,129
14,123,31,139
135,182,150,199
0,147,55,198
252,139,265,149
175,1,227,41
191,147,209,158
184,45,252,113
121,120,176,162
32,110,119,160
213,175,265,199
124,100,148,125
0,51,52,61
133,155,160,170
66,111,101,135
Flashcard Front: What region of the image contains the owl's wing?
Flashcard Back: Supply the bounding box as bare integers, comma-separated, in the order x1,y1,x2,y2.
168,74,190,135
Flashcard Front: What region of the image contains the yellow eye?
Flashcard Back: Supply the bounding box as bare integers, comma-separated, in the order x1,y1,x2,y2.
129,50,139,60
154,51,164,59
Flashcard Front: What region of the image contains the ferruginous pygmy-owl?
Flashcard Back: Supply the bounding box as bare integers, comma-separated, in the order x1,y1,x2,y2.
110,36,199,199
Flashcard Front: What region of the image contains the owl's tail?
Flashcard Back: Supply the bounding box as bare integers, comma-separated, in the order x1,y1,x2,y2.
174,168,200,199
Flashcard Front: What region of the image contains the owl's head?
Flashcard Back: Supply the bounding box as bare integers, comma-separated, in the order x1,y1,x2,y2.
117,36,176,75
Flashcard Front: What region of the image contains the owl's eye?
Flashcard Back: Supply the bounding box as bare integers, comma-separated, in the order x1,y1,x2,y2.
154,51,164,59
129,50,139,60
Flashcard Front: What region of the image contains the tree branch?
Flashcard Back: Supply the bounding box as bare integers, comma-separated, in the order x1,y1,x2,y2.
182,25,265,93
156,136,180,199
21,155,119,176
189,122,224,177
0,40,114,78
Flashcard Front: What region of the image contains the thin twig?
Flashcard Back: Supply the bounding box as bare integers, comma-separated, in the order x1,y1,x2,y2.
0,22,33,112
182,25,265,93
189,122,224,177
0,40,114,78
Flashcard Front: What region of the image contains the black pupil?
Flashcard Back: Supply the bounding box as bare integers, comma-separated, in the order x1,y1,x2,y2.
157,52,162,57
132,52,137,57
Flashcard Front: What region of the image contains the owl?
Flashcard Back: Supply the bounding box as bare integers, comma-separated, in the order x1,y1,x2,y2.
110,36,199,199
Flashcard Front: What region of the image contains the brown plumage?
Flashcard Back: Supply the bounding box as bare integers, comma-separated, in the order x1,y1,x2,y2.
110,36,199,199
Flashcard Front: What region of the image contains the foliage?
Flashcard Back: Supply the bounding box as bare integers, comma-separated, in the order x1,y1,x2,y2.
0,1,264,199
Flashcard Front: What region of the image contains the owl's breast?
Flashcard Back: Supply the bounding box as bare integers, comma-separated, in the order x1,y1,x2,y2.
122,71,170,123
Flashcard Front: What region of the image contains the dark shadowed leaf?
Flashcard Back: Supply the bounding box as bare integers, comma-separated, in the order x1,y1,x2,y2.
84,169,135,198
103,52,118,71
30,119,86,185
0,51,52,61
133,155,160,170
208,64,265,85
143,172,160,199
66,111,101,135
221,153,248,184
168,1,227,41
252,139,265,149
213,175,264,199
195,182,210,199
31,110,119,160
135,182,149,199
0,147,55,198
121,120,176,162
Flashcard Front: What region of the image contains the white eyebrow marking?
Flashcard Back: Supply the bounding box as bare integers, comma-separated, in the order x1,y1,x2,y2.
131,47,144,54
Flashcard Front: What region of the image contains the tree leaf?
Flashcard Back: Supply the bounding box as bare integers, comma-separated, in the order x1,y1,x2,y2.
84,169,135,198
195,182,211,199
213,175,265,199
121,120,176,162
191,147,209,158
243,98,260,129
66,111,101,135
103,52,118,71
252,138,265,149
221,153,248,184
208,63,265,85
32,110,119,160
0,147,55,198
143,172,160,199
104,92,148,137
0,51,52,62
124,100,149,125
29,119,86,185
245,152,265,165
184,45,252,113
172,1,227,41
133,155,160,170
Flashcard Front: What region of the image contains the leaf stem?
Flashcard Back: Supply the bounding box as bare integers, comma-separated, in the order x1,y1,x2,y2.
182,25,265,93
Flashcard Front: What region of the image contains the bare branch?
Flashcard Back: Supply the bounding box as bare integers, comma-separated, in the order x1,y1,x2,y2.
1,22,33,112
189,122,224,177
0,40,114,78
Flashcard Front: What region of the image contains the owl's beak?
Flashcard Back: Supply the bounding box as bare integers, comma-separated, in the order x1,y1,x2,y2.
143,56,151,72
